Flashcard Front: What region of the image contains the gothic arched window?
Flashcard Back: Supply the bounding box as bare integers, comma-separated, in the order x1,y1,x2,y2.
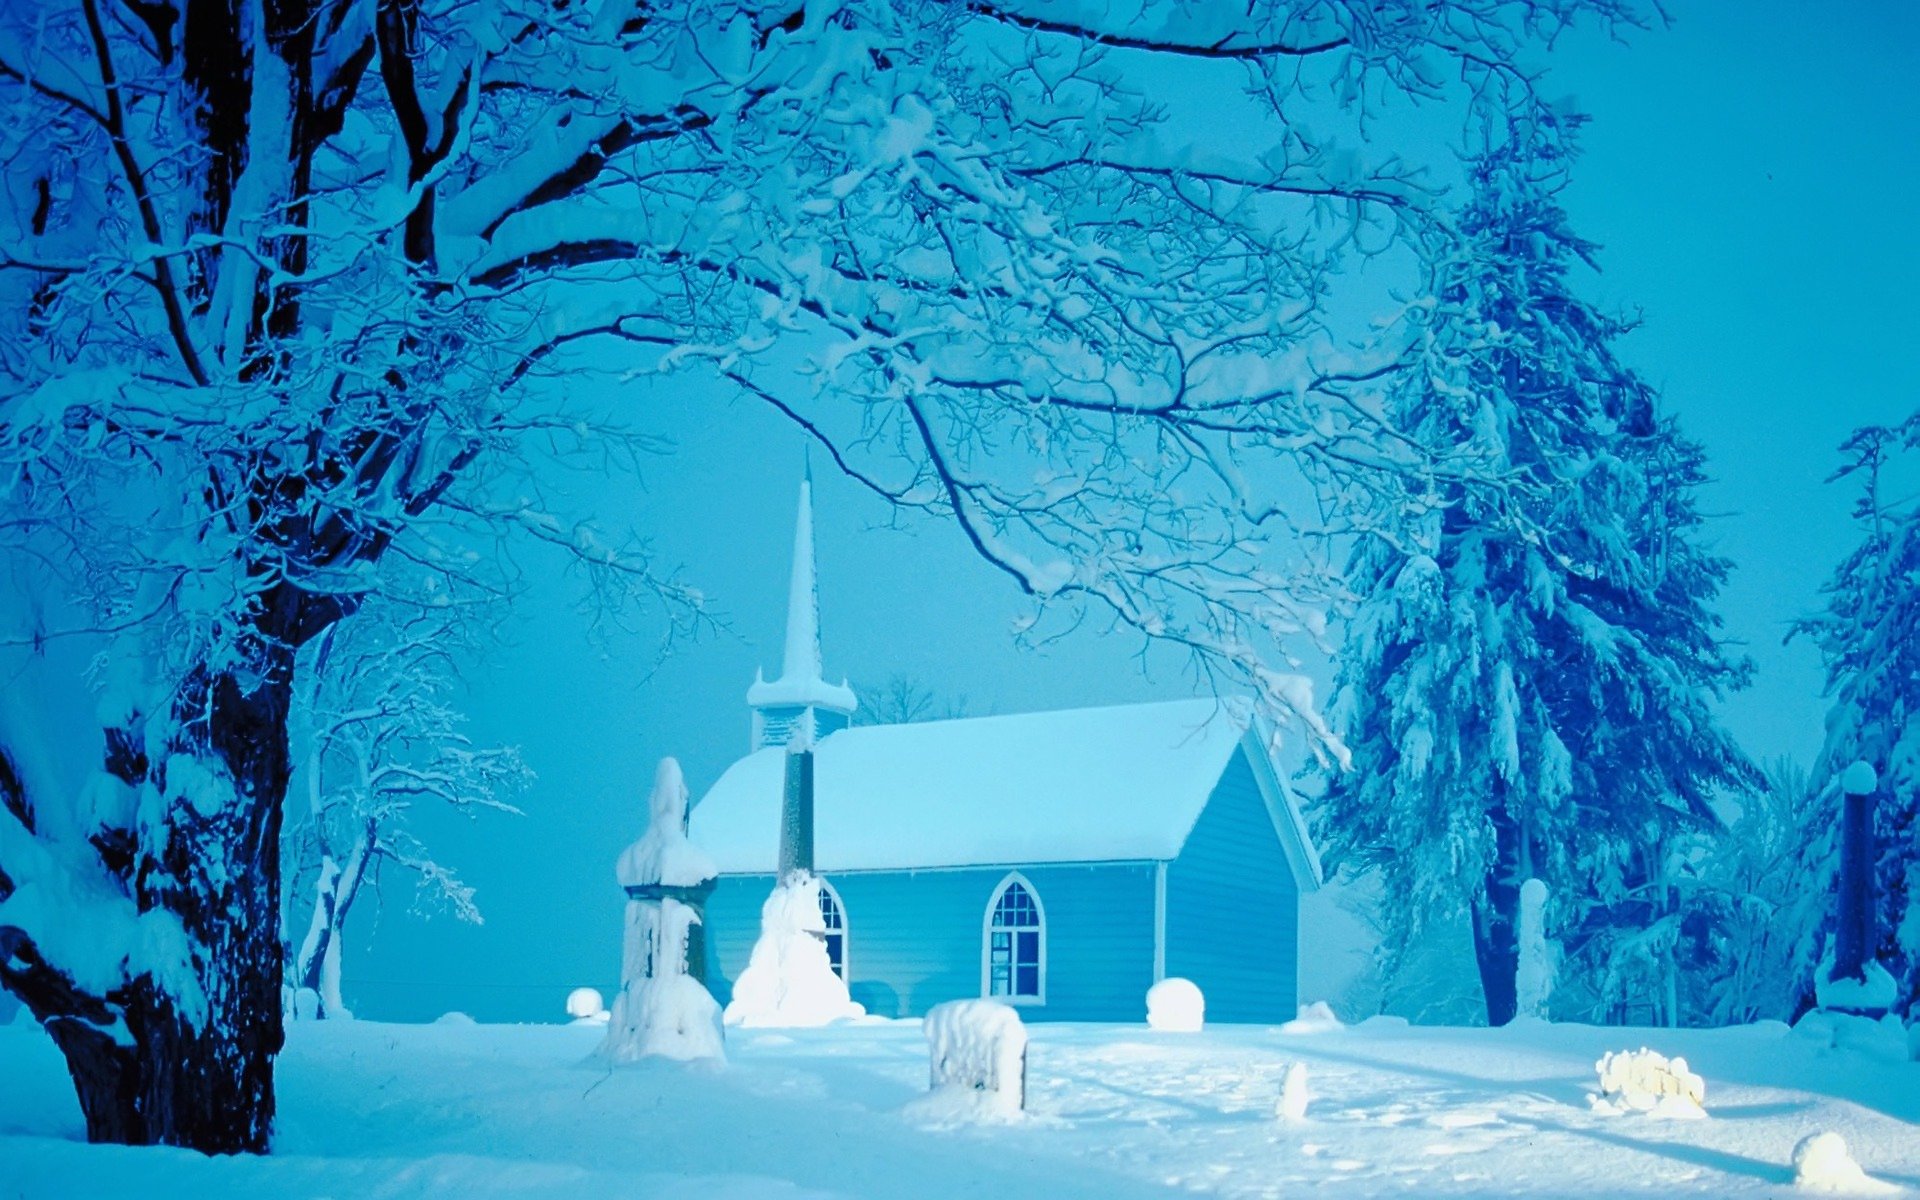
983,874,1045,1003
818,879,847,981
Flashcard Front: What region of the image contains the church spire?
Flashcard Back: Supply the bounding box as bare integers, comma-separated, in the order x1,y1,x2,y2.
781,465,823,684
747,470,857,751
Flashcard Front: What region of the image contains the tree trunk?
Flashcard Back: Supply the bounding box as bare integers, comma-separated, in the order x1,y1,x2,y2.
46,651,294,1153
1471,805,1523,1027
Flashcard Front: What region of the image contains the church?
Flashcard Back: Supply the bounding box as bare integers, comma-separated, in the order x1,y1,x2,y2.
689,478,1323,1023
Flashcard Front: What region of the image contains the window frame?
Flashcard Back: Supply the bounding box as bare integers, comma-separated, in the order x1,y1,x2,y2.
817,877,849,983
980,871,1047,1006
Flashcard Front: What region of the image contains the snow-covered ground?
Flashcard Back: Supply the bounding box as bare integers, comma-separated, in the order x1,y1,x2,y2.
2,1015,1915,1198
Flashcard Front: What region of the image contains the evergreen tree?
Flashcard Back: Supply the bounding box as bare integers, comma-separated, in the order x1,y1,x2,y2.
1320,123,1756,1025
1790,411,1920,1018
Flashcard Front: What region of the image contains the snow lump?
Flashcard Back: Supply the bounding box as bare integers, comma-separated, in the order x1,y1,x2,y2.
1145,977,1204,1032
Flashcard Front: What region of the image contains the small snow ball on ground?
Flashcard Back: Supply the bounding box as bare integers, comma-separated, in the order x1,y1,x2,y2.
435,1012,477,1026
904,999,1027,1124
1591,1048,1705,1119
1276,1062,1309,1121
566,987,608,1025
1146,978,1204,1032
1279,1001,1345,1034
1793,1132,1896,1194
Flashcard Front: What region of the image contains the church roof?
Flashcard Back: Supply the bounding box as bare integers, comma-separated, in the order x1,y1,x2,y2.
690,698,1320,881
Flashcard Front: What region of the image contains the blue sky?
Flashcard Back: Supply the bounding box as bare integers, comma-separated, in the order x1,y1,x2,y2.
334,2,1920,1021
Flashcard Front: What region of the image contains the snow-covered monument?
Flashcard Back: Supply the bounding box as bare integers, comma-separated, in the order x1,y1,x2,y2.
688,479,1324,1023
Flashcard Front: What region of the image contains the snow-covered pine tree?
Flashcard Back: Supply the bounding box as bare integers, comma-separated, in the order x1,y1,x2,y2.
1789,411,1920,1019
1319,121,1756,1026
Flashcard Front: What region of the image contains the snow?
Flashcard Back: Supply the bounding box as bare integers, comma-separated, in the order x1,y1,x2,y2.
6,1017,1919,1197
616,759,718,890
1793,1132,1898,1194
914,1000,1028,1122
564,988,606,1023
744,475,858,718
694,699,1310,873
1817,959,1900,1014
1515,878,1555,1020
1145,978,1205,1032
1592,1048,1708,1119
1840,761,1880,796
1276,1061,1310,1121
722,872,864,1028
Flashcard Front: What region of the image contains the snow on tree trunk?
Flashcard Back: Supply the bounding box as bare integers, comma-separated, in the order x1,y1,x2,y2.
602,759,724,1063
1516,878,1556,1021
724,871,865,1028
2,650,300,1152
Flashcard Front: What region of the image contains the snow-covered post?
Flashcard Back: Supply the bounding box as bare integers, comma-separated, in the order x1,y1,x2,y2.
602,759,725,1063
1832,763,1879,992
1515,878,1555,1021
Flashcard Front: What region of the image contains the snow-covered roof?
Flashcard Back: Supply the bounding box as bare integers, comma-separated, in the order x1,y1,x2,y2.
691,698,1319,881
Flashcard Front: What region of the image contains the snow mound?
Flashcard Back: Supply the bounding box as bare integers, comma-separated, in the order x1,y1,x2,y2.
1276,1062,1309,1121
1591,1048,1705,1118
435,1012,476,1026
1279,1001,1345,1034
905,999,1027,1123
1793,1132,1896,1194
1815,959,1898,1015
567,987,608,1023
724,872,864,1028
1146,978,1204,1032
1792,1011,1911,1062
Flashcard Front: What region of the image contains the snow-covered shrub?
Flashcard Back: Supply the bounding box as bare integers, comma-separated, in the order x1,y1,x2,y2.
1793,1132,1894,1193
1146,978,1204,1032
604,759,725,1063
724,872,864,1028
912,1000,1027,1121
1276,1062,1309,1121
1591,1048,1706,1118
566,988,608,1025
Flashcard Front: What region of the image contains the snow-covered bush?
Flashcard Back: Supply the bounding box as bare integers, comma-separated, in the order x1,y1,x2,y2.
603,760,724,1063
1276,1063,1310,1121
1146,978,1205,1032
914,1000,1028,1121
1591,1048,1706,1118
1793,1132,1894,1193
724,872,863,1029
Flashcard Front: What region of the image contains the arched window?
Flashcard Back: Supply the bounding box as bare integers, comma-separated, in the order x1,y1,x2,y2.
983,874,1045,1003
817,879,847,981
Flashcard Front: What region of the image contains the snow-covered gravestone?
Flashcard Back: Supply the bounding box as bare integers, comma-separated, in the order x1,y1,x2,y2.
601,758,725,1063
1515,878,1555,1021
911,999,1028,1121
1146,977,1205,1032
722,870,865,1027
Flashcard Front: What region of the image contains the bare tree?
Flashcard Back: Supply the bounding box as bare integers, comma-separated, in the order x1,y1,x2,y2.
0,0,1645,1151
283,599,529,1021
858,674,968,725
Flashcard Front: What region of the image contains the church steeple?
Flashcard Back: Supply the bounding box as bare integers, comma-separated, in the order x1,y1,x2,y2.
747,471,857,751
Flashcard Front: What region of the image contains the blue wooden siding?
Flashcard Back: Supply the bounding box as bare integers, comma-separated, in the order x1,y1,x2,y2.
702,863,1156,1021
1163,746,1299,1022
